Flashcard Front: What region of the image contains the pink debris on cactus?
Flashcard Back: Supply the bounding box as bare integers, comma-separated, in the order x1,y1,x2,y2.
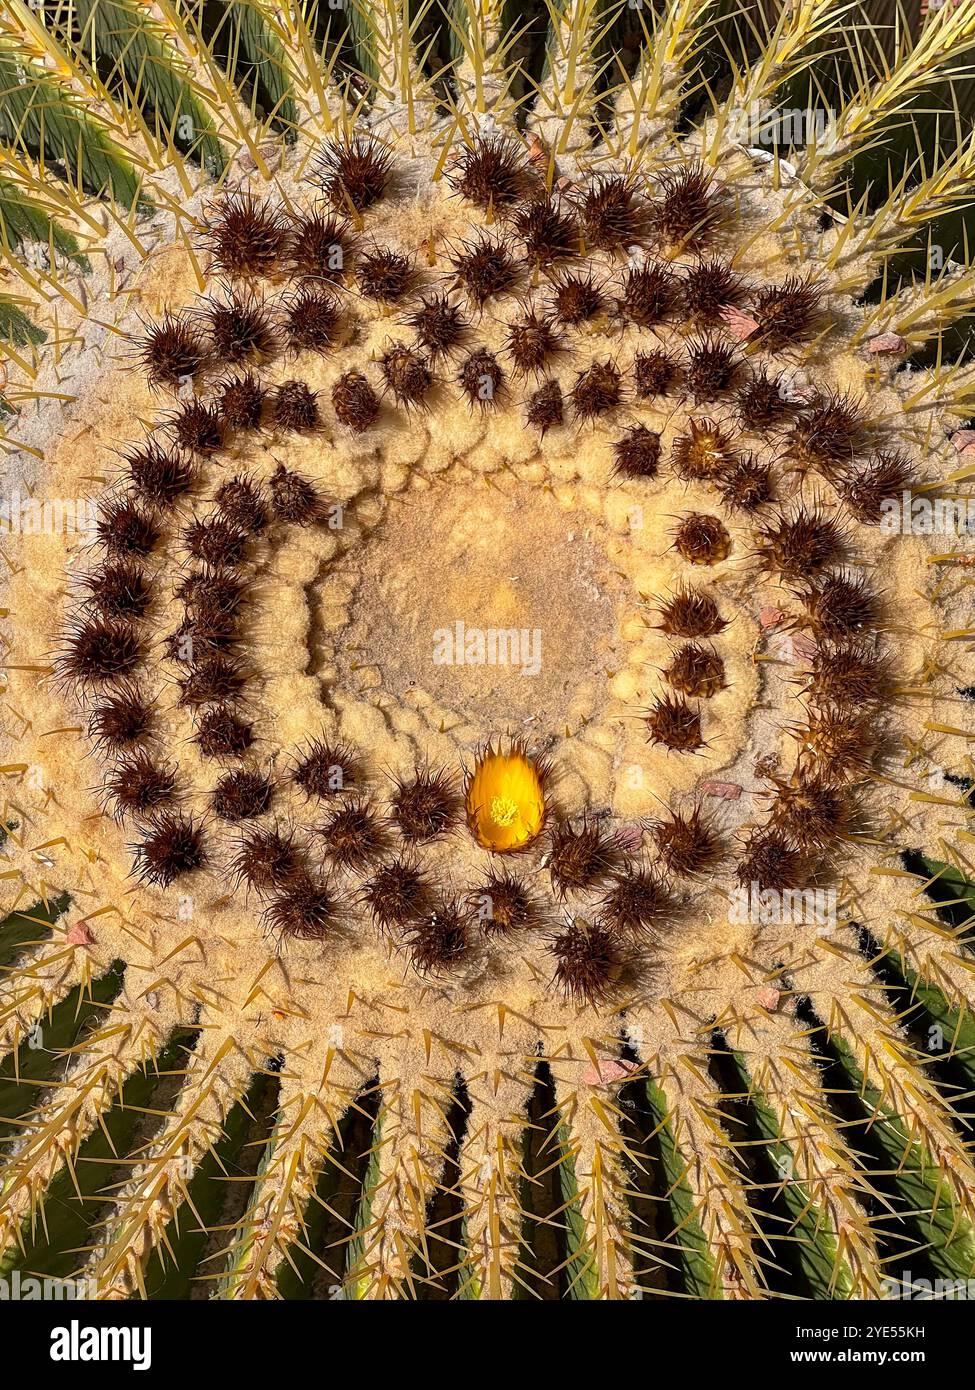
582,1058,637,1086
721,305,760,341
701,779,742,800
790,631,818,662
867,332,908,355
759,606,786,629
613,822,645,852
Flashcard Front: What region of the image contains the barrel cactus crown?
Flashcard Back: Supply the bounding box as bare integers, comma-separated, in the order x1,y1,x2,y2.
1,0,974,1301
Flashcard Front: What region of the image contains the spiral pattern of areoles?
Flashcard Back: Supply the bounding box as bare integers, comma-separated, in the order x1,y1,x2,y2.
47,136,910,999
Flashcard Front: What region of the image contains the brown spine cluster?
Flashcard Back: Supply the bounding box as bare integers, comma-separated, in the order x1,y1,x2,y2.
63,134,900,1004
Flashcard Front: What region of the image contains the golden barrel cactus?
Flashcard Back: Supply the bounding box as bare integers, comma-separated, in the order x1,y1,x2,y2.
1,0,974,1302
